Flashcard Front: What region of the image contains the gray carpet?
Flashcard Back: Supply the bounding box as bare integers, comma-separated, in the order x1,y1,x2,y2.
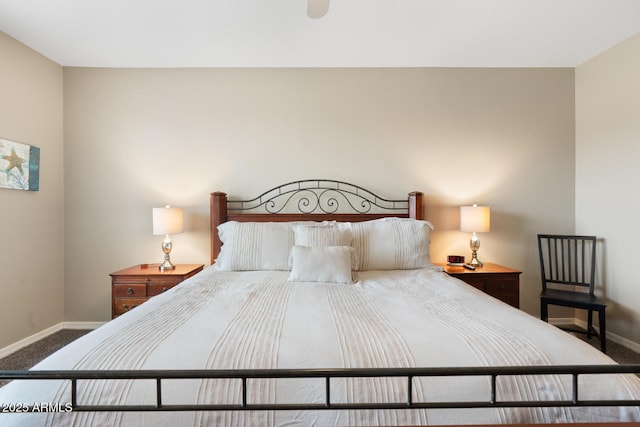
0,329,91,387
1,328,639,388
571,331,640,364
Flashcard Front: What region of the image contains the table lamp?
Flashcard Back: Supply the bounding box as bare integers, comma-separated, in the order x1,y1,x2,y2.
152,205,184,271
460,204,491,267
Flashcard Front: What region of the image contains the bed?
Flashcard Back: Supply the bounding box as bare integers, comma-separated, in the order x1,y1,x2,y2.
1,179,640,426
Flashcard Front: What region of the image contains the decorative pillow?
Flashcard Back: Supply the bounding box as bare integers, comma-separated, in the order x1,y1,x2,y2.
293,223,358,268
293,223,352,247
214,221,317,271
351,218,434,271
288,246,353,284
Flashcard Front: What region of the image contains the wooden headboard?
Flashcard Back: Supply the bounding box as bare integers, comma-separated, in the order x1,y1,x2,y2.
210,179,423,264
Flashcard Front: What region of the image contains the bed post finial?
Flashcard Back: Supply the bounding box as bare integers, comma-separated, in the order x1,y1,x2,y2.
211,192,228,265
408,191,424,220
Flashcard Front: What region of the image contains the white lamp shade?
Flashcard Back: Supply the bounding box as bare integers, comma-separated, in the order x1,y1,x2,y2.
460,205,490,233
153,206,184,235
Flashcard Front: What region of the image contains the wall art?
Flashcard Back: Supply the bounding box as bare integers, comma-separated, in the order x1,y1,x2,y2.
0,137,40,191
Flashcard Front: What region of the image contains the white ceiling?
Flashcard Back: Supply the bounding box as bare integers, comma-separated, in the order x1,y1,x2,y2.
1,0,640,68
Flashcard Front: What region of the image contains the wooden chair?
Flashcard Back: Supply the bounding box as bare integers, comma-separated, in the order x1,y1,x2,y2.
538,234,607,353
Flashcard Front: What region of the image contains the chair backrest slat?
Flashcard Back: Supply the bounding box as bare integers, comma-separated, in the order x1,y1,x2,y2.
537,234,597,295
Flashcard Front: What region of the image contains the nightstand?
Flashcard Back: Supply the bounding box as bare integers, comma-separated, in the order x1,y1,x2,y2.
110,263,204,318
437,262,521,308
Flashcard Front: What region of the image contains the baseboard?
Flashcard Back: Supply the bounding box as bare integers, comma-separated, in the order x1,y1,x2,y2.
0,323,63,359
62,321,106,330
0,321,104,360
549,317,640,354
572,318,640,354
548,317,576,327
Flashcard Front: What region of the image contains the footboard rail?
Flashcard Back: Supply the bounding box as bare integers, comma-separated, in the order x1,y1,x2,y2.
2,365,640,412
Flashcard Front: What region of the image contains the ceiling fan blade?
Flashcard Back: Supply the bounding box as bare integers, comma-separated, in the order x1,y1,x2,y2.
307,0,330,19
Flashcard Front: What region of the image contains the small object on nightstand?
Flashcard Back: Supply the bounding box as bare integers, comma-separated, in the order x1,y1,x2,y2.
447,255,465,266
463,263,477,270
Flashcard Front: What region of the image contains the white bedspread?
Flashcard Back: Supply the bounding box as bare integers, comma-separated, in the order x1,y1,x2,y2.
1,267,639,426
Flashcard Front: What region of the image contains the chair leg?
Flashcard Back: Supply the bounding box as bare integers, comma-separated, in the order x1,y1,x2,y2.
540,301,548,322
587,310,593,339
599,308,606,354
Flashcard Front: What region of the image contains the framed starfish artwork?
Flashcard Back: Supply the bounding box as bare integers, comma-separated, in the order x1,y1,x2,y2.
0,137,40,191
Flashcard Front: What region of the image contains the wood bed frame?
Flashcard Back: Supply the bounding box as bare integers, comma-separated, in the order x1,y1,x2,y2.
1,179,640,425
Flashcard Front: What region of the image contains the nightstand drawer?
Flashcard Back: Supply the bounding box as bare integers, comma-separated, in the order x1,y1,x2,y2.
148,283,177,296
457,276,485,289
486,279,518,297
113,276,177,284
113,283,146,297
113,297,147,315
497,295,519,308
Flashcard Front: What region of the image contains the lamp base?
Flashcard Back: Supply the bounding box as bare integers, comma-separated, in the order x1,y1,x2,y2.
467,251,483,267
159,235,175,271
468,232,483,267
159,255,175,271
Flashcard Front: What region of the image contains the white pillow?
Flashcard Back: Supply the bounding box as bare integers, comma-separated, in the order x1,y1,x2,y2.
351,218,434,271
214,221,315,271
293,223,352,247
288,246,353,284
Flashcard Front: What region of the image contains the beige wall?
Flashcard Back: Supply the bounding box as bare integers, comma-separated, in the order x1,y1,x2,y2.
63,67,575,321
576,33,640,344
0,33,64,348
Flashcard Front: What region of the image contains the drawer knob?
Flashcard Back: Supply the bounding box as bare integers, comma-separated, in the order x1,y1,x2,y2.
162,287,168,293
122,304,137,311
127,287,134,295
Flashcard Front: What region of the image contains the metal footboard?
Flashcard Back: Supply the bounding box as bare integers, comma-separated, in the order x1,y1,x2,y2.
2,365,640,413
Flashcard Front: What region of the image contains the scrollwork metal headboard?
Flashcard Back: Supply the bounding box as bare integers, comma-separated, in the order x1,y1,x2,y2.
227,179,408,215
210,179,423,264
